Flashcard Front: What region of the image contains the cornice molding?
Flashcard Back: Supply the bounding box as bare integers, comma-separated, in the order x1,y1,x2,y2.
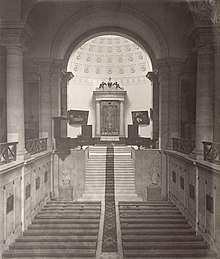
0,21,34,47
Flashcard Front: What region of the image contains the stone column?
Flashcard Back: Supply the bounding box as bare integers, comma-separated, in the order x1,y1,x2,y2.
60,72,73,137
167,62,182,148
213,45,220,142
0,47,7,143
6,46,27,156
38,62,53,149
95,101,101,136
119,100,125,137
194,46,213,155
156,61,169,149
146,72,159,141
50,63,64,118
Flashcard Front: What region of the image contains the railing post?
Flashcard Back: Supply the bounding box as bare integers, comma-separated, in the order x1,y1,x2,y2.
21,162,26,232
194,161,199,236
50,151,55,199
3,185,6,243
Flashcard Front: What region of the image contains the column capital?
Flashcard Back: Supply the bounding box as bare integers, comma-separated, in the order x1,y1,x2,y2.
188,24,213,49
155,60,169,77
146,71,158,84
5,46,24,56
0,21,34,49
168,61,184,78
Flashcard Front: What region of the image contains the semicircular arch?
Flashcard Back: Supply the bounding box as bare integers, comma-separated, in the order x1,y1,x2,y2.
50,5,169,68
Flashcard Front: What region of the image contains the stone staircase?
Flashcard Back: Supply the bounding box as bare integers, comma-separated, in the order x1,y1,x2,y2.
83,145,138,201
119,201,217,259
2,201,101,258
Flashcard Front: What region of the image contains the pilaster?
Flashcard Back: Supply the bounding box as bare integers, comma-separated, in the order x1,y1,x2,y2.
156,60,169,150
146,71,159,141
213,44,220,142
37,61,53,149
167,61,183,148
6,46,27,157
189,26,214,156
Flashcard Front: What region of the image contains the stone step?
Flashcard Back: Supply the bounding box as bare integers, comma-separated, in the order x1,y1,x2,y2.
122,235,205,242
121,218,187,224
122,241,209,250
85,172,134,176
121,223,192,229
32,218,100,224
23,229,98,236
2,249,96,258
119,202,175,206
16,236,98,242
121,228,195,235
28,224,99,229
35,214,100,219
46,201,100,205
86,164,134,167
85,190,136,194
121,214,186,219
41,207,100,211
10,242,97,249
37,210,100,216
85,182,135,186
85,179,135,183
121,211,182,216
123,249,216,258
120,218,187,224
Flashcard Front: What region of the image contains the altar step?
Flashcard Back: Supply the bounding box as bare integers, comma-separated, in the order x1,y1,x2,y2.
2,201,101,259
119,201,217,259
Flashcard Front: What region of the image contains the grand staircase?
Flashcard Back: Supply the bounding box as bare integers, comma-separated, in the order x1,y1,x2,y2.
83,146,138,200
2,201,101,258
1,145,218,259
119,201,217,259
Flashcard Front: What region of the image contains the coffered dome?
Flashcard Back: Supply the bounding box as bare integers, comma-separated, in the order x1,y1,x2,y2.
68,35,152,83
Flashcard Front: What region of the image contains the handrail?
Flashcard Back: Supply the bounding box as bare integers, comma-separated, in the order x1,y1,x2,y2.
202,141,220,165
25,138,47,155
0,142,18,164
172,138,195,155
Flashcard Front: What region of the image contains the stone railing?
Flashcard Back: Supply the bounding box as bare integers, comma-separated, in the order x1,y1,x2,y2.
25,138,47,155
172,138,195,155
0,152,52,257
0,142,18,164
167,151,220,256
203,141,220,165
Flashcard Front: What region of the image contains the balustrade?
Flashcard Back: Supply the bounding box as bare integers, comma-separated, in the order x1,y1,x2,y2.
167,151,220,255
172,138,195,154
0,153,51,256
25,138,47,155
0,142,18,164
203,141,220,165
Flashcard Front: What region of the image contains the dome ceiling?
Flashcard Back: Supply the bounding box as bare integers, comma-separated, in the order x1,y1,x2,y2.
68,35,152,82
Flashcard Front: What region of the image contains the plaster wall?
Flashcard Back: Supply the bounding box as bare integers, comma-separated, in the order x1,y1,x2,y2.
67,79,152,138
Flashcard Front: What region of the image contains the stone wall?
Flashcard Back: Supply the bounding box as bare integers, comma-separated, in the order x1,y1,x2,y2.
132,149,167,201
53,148,86,201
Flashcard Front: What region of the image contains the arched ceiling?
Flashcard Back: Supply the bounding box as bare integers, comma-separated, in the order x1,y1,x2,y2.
68,35,152,81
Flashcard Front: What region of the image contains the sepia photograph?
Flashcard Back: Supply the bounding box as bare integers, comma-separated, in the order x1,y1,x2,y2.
0,0,220,258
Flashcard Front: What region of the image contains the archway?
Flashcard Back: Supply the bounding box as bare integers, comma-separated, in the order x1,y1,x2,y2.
66,34,153,140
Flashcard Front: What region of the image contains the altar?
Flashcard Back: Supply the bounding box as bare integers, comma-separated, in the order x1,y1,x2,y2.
93,78,126,137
